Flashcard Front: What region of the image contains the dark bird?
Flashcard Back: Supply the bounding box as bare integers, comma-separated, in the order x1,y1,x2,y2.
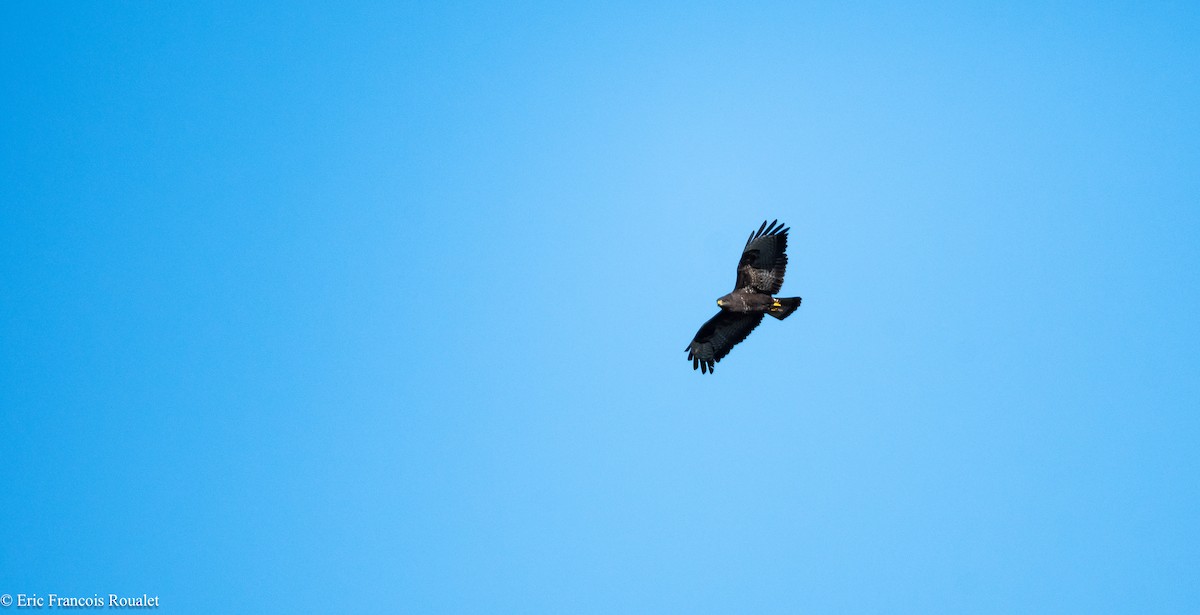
686,220,802,374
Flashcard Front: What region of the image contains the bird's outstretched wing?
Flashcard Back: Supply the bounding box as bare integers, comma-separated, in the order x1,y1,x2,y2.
734,219,789,293
685,311,765,374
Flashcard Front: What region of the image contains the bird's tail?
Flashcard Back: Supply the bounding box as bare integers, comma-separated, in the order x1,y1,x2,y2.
767,297,801,320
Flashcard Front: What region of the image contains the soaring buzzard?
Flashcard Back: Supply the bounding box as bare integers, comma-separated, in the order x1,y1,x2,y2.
686,220,802,374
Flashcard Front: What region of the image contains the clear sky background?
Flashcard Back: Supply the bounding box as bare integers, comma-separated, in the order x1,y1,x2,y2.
3,2,1198,613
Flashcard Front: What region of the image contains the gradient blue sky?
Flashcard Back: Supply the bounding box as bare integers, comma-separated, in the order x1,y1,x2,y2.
3,2,1199,613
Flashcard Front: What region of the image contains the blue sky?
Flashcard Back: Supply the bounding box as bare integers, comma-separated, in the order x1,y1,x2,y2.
2,2,1198,613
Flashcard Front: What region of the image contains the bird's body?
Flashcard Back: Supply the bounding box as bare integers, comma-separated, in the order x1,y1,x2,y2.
686,220,802,374
717,290,777,313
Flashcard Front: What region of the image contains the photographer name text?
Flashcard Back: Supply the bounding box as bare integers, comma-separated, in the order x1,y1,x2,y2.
1,593,159,609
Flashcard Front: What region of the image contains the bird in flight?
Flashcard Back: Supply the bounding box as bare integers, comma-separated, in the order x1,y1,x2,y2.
685,220,802,374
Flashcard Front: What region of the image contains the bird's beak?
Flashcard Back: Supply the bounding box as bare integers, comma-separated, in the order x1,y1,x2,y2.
716,299,724,307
